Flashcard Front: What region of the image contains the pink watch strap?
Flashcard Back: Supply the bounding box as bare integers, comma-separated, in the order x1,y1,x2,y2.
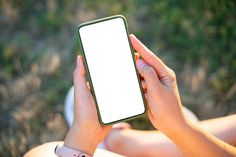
55,144,92,157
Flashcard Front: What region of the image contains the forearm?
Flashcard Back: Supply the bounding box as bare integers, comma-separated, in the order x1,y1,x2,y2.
108,129,184,157
166,119,236,157
199,114,236,146
108,115,236,157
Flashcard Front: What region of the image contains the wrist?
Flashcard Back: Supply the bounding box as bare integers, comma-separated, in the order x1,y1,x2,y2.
163,117,193,139
64,125,99,155
160,115,190,136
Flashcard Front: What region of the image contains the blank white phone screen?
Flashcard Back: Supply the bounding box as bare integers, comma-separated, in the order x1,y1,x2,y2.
79,17,145,124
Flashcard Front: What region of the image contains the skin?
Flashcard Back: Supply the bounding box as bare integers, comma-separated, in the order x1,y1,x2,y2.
25,34,236,157
63,55,112,155
24,115,236,157
129,34,236,157
106,114,236,157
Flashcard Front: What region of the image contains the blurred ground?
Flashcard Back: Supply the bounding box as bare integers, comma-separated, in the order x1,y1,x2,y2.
0,0,236,156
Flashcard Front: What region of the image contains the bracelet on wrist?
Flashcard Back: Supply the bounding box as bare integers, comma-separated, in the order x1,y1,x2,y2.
54,144,93,157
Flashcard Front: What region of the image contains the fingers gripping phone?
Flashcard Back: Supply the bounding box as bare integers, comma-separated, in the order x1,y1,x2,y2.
78,15,146,125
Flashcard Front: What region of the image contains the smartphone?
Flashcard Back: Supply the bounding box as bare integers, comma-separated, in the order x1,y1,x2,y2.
77,15,146,125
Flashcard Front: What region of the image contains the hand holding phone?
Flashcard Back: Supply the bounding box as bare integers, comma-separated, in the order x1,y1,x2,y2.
64,55,112,155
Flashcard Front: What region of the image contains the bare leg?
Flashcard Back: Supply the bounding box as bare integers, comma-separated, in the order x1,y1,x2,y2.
24,115,236,157
107,114,236,157
24,141,63,157
24,141,124,157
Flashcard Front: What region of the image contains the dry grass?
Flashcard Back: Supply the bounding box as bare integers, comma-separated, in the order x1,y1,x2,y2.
0,1,235,156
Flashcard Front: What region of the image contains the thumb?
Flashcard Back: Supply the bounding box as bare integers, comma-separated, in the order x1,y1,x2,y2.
136,59,160,93
73,55,90,105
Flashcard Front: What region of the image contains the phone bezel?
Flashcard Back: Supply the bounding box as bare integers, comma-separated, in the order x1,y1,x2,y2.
77,15,147,125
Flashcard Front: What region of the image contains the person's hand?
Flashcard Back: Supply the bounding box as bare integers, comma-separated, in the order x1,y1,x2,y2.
64,55,112,155
130,34,187,135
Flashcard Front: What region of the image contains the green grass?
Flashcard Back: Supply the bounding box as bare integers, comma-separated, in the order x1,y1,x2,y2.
0,0,235,156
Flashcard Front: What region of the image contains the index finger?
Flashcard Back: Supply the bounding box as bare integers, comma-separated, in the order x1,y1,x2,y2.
130,34,169,79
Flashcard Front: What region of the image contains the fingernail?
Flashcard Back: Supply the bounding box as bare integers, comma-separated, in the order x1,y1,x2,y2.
137,59,145,69
130,34,137,40
76,55,79,67
76,55,81,68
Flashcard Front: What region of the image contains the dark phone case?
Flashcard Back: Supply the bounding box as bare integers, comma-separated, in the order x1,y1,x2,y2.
77,15,147,125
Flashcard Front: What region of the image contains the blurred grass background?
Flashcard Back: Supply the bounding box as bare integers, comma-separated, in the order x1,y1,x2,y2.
0,0,235,156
